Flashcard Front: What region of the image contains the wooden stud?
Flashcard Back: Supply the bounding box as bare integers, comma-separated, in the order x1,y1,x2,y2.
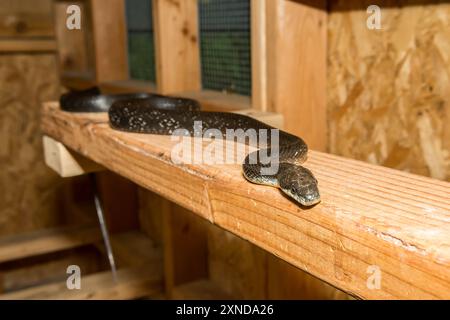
153,0,201,94
90,0,128,82
0,39,56,53
95,171,139,234
265,0,327,151
54,1,95,82
163,205,208,298
251,0,267,111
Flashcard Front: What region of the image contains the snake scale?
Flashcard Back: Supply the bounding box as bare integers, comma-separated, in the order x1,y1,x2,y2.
61,88,321,207
108,98,321,206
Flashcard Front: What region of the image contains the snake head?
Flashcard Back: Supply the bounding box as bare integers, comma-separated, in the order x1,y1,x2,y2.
278,164,321,207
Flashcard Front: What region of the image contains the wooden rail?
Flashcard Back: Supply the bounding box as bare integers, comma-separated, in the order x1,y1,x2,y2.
41,102,450,299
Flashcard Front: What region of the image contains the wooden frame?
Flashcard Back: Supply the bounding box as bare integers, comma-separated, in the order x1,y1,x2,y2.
54,0,128,88
54,1,328,145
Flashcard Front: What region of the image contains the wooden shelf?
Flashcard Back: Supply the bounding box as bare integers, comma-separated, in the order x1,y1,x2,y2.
41,102,450,299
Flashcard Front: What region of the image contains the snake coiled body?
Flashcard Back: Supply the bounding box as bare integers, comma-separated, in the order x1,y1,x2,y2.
109,98,321,206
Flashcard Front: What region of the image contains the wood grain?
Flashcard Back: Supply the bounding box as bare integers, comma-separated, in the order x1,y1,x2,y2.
90,0,128,82
0,266,163,300
0,39,56,53
172,279,233,300
54,1,95,81
41,102,450,299
266,0,327,151
328,1,450,181
0,0,54,38
153,0,201,94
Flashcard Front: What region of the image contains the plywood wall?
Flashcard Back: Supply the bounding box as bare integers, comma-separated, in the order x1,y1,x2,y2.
0,54,63,236
328,0,450,181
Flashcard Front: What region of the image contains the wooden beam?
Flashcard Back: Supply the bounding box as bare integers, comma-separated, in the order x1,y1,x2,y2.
41,102,450,299
153,0,201,94
251,0,267,111
43,135,104,177
0,225,102,264
95,171,139,233
90,0,128,82
54,1,95,83
0,39,56,53
0,266,163,300
163,205,208,298
265,0,327,151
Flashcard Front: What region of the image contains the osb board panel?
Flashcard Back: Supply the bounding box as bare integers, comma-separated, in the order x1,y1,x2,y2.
328,1,450,181
0,0,53,38
0,54,63,236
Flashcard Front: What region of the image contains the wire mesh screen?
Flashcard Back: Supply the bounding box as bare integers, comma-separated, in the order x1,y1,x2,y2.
125,0,156,82
198,0,251,96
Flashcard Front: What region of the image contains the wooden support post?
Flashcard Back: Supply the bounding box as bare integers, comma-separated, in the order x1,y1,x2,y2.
152,0,209,298
90,0,128,82
163,205,208,298
261,0,327,152
153,0,201,94
43,135,104,177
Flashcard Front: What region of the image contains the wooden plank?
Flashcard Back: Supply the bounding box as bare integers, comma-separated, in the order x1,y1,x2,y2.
163,205,208,298
0,39,56,53
153,0,201,94
43,135,104,177
0,266,163,300
54,1,95,82
0,0,54,38
0,225,102,264
90,0,128,82
265,0,327,151
267,255,352,300
251,0,267,111
41,102,450,299
172,279,233,300
175,90,251,112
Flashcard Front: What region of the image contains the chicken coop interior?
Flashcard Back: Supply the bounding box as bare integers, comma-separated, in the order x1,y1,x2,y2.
0,0,449,300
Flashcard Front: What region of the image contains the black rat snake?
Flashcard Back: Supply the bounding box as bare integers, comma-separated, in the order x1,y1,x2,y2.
60,88,320,206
